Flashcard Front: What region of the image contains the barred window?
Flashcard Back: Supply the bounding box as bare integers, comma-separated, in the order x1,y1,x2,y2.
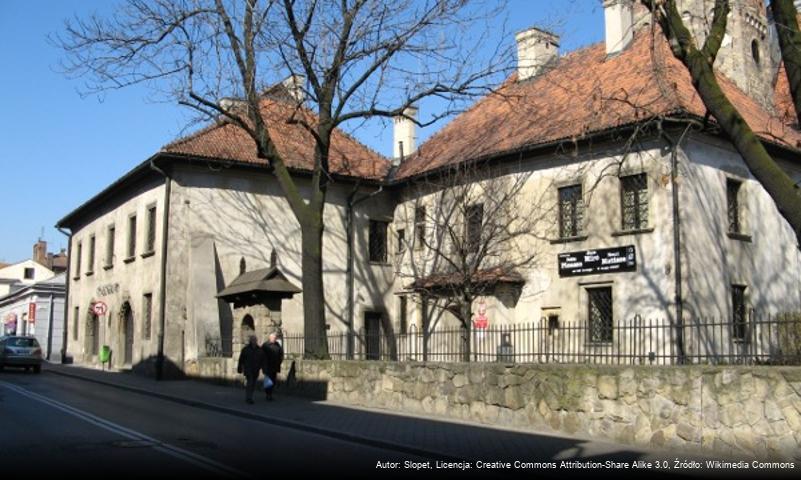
465,203,483,254
106,225,115,267
588,287,612,343
146,205,157,253
143,293,153,340
727,179,742,234
732,285,747,341
128,215,137,258
369,220,388,263
558,185,584,238
621,173,648,230
87,235,96,274
414,206,426,249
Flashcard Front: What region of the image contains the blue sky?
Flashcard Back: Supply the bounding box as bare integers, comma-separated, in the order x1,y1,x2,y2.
0,0,604,264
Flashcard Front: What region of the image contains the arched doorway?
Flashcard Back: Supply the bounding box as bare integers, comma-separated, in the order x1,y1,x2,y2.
121,302,134,365
241,314,255,342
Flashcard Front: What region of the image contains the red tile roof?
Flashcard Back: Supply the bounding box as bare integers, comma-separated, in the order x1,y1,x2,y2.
163,97,390,180
396,31,801,180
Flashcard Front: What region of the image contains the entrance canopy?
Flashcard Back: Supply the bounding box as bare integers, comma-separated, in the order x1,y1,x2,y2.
217,266,301,307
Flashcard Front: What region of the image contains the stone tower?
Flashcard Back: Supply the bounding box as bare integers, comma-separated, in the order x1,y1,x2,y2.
676,0,779,108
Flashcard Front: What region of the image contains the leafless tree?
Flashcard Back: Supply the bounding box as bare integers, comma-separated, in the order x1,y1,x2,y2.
394,160,555,361
54,0,512,358
641,0,801,243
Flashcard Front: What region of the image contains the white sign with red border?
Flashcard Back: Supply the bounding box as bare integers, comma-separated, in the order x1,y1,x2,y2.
93,301,108,316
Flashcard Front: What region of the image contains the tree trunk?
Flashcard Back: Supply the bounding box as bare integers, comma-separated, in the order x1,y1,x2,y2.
771,0,801,127
459,300,472,362
300,210,329,359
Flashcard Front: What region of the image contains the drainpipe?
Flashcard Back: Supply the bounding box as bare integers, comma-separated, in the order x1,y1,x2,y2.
149,158,172,380
46,293,55,361
660,126,687,364
346,184,384,359
57,227,72,364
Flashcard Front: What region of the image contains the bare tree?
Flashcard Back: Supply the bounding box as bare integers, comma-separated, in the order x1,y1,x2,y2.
55,0,511,358
641,0,801,243
394,160,554,361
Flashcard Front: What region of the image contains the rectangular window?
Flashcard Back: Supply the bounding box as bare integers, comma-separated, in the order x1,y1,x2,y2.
727,179,742,234
621,173,648,230
465,203,483,254
558,184,584,238
127,215,137,258
73,306,79,341
369,220,388,263
23,268,35,280
75,242,82,278
143,293,153,340
106,225,115,267
146,205,157,253
547,314,560,336
414,207,426,249
399,295,408,333
732,285,747,342
397,228,406,254
588,287,612,343
415,206,426,249
87,235,96,274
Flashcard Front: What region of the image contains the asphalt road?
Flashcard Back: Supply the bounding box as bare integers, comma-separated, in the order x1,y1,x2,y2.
0,370,436,479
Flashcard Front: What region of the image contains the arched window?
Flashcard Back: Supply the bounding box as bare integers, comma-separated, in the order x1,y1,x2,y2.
242,314,255,331
751,39,760,65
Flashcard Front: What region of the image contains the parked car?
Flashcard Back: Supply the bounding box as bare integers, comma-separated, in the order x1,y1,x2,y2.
0,336,43,373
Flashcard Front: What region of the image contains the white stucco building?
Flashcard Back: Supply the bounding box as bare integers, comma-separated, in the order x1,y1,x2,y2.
57,0,801,375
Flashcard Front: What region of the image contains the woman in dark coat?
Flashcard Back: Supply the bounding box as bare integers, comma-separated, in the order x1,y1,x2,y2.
237,335,264,404
262,333,284,400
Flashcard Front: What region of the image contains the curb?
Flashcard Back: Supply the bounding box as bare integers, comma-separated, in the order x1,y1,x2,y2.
45,366,468,464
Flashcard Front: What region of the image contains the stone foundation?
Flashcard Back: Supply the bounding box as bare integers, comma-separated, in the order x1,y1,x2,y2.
280,361,801,460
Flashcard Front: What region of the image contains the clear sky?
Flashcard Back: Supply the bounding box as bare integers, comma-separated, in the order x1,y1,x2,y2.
0,0,604,264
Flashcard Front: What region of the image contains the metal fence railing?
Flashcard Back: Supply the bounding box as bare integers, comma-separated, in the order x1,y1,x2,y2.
281,312,801,366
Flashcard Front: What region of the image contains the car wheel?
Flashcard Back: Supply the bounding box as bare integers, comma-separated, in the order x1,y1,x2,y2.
33,365,41,374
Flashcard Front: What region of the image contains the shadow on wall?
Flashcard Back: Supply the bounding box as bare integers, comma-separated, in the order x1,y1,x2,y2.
131,355,186,380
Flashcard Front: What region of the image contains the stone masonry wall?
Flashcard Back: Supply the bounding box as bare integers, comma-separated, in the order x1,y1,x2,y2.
280,361,801,460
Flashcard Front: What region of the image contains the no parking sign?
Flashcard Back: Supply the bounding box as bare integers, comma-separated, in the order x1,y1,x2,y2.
93,301,108,316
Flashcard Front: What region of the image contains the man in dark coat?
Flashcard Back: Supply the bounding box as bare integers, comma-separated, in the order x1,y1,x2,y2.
262,332,284,401
237,335,264,404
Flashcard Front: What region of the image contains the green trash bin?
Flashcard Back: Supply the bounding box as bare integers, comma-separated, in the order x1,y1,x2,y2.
100,345,111,364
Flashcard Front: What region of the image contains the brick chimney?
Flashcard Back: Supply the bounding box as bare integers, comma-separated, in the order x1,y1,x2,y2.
33,240,47,266
515,27,560,81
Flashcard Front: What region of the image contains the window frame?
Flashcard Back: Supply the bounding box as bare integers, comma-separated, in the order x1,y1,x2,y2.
23,268,35,280
620,173,649,231
144,204,157,255
368,219,389,264
726,178,742,234
587,286,613,344
558,184,585,239
105,224,115,269
87,234,96,275
143,293,153,341
126,213,137,261
74,241,83,279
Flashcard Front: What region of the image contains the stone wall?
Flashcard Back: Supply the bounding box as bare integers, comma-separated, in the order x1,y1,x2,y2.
281,361,801,460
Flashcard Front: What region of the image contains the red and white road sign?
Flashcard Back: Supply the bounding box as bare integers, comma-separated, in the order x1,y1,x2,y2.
93,301,108,316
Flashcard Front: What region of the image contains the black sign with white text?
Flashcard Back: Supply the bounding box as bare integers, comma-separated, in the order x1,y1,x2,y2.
558,245,637,277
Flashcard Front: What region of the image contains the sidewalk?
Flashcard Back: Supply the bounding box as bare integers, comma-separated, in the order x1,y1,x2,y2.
44,363,701,467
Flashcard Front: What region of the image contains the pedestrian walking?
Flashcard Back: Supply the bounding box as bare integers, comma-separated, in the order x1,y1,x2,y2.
237,335,264,404
262,332,284,401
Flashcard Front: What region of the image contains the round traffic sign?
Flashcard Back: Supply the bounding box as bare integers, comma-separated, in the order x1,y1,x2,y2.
93,301,108,316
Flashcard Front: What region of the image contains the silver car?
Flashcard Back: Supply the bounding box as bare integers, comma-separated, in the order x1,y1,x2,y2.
0,336,43,373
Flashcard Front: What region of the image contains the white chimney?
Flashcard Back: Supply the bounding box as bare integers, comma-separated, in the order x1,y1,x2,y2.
282,74,306,103
393,106,418,164
515,27,560,82
604,0,634,55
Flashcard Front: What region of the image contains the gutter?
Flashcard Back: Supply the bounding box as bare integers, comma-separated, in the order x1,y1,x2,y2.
57,227,72,364
149,158,173,381
345,184,384,359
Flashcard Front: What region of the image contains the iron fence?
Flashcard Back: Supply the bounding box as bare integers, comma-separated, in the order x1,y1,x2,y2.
282,312,801,365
